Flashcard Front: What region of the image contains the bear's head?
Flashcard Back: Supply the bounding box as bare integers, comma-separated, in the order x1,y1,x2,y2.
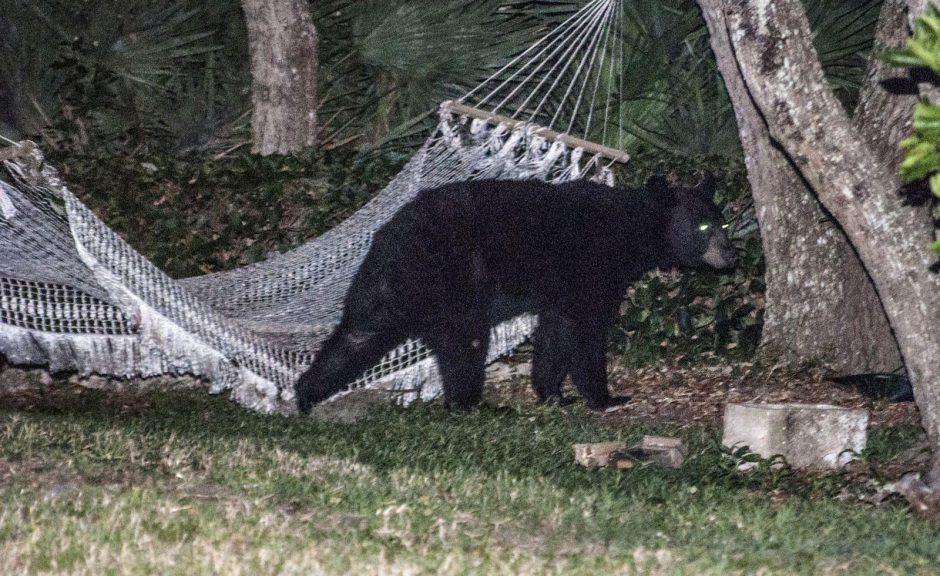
651,176,738,272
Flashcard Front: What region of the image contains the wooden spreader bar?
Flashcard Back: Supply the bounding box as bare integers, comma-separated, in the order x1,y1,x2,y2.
441,100,631,164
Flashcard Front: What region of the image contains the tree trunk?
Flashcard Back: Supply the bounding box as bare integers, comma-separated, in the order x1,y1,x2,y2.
241,0,318,155
854,0,919,170
697,0,940,474
700,0,903,374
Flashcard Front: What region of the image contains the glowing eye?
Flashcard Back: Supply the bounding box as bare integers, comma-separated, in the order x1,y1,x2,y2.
721,224,730,230
698,224,710,232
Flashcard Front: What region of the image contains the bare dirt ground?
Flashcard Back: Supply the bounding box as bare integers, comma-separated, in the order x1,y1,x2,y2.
487,361,921,430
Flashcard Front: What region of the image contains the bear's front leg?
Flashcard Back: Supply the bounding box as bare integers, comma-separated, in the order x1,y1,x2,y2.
568,321,630,411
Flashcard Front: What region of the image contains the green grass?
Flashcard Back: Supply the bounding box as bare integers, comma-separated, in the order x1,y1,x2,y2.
0,387,938,575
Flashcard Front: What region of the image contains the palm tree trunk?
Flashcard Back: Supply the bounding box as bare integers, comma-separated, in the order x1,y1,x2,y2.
241,0,318,155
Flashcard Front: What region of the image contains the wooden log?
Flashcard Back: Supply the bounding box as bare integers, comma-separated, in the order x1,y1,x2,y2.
573,442,628,468
573,436,686,469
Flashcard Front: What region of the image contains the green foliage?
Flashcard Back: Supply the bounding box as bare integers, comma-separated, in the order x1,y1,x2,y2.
51,147,404,278
0,0,249,152
579,0,881,162
602,0,741,161
863,425,927,462
610,155,763,367
901,102,940,187
807,0,883,109
883,4,940,72
317,0,771,159
2,0,587,153
883,3,940,249
2,0,884,160
312,0,583,151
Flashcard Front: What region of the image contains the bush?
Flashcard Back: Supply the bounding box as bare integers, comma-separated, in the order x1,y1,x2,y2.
53,147,404,278
610,153,763,366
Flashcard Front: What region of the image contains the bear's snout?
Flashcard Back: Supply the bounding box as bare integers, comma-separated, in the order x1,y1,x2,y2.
702,234,737,271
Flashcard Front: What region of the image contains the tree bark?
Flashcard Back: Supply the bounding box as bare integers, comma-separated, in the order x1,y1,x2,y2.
241,0,319,155
854,0,919,169
700,0,903,374
698,0,940,454
907,0,934,27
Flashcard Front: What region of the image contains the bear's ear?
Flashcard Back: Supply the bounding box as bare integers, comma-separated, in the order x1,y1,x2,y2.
693,173,717,198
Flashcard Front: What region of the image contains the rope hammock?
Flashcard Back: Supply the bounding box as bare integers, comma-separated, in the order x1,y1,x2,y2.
0,0,631,414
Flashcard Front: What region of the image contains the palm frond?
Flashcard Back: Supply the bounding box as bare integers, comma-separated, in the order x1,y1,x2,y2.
0,0,247,151
805,0,883,107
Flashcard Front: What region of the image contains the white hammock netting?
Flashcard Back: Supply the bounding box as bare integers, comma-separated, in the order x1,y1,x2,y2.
0,0,630,414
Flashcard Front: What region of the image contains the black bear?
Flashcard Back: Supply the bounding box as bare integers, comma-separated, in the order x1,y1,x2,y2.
296,177,737,412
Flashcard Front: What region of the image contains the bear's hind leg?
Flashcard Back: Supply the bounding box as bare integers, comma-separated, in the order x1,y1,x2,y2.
532,312,575,405
296,324,401,412
424,319,490,411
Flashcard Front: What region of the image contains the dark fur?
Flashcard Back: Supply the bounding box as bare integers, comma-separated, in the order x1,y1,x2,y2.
296,178,736,412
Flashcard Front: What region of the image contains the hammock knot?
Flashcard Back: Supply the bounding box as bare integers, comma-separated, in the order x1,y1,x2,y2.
497,127,526,159
535,140,567,177
469,118,489,136
484,124,509,155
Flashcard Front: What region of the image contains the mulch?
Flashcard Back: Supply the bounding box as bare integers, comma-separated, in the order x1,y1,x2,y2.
487,361,921,430
600,363,921,429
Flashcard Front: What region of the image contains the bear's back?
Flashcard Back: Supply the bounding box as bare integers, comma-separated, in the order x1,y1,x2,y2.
400,179,661,238
374,180,671,300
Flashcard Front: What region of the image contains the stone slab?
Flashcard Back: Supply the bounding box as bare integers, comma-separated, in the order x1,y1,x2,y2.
722,402,868,469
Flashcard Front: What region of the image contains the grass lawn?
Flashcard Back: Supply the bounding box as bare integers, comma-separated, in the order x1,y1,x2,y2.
0,379,938,575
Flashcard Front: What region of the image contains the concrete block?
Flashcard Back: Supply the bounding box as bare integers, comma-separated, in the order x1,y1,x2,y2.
722,403,868,469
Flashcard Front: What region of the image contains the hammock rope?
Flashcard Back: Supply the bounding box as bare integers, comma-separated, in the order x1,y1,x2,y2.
0,0,631,413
